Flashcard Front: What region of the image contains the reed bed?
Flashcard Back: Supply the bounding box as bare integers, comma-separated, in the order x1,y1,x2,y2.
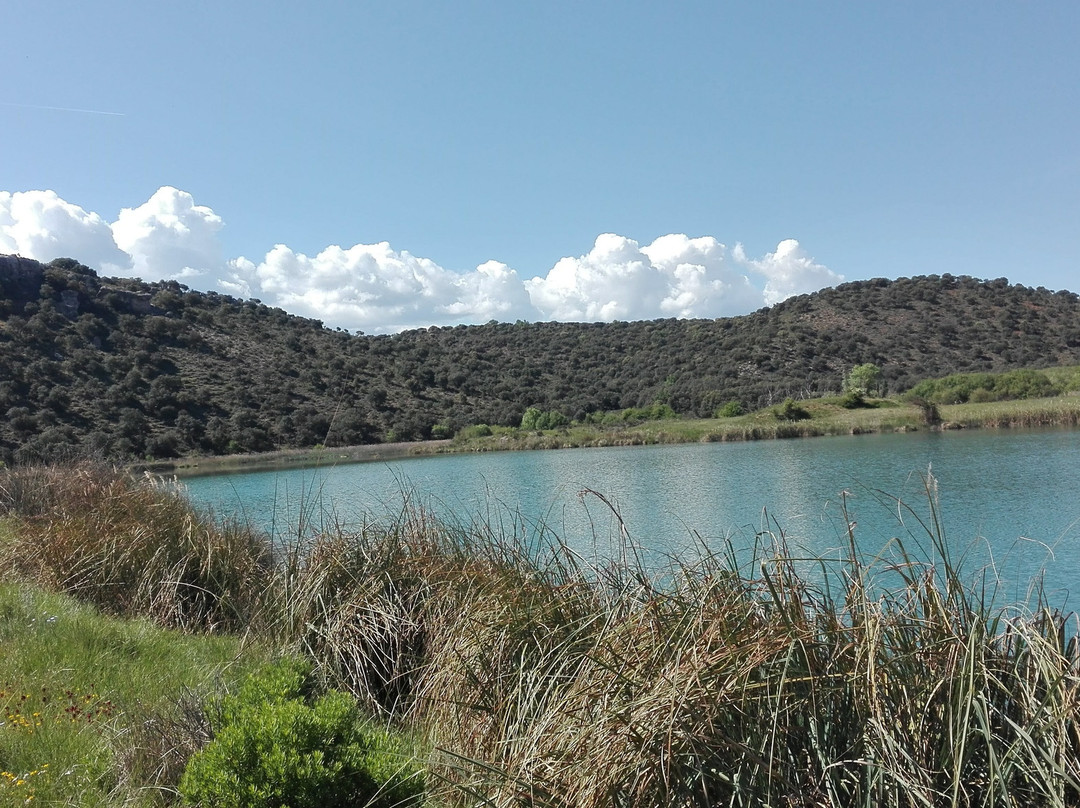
0,462,271,632
2,462,1079,806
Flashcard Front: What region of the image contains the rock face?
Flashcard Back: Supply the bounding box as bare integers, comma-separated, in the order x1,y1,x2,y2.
58,289,81,319
0,254,45,298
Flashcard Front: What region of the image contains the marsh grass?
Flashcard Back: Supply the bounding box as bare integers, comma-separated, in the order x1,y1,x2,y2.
941,396,1080,429
0,463,272,632
2,462,1080,806
270,483,1080,807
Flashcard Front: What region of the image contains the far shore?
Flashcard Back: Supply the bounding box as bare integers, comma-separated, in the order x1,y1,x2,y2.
135,393,1080,480
135,440,454,479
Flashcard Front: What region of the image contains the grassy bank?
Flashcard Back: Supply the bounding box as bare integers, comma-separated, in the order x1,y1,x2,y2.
447,392,1080,454
140,391,1080,479
136,439,453,479
2,463,1079,806
0,580,271,806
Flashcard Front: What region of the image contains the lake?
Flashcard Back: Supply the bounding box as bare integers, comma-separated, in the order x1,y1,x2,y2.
182,428,1080,608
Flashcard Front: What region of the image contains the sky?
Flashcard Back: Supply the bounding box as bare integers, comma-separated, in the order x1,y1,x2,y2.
2,3,1078,334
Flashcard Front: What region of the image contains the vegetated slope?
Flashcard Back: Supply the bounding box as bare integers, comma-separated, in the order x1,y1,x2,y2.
2,253,1080,464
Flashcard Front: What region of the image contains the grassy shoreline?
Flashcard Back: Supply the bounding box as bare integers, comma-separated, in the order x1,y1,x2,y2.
2,462,1078,806
139,392,1080,479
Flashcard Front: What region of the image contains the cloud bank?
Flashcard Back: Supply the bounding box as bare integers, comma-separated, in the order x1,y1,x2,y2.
0,187,842,333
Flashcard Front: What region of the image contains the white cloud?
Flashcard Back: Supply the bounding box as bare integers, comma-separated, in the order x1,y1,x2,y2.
0,186,844,332
0,190,131,272
734,238,843,306
225,242,535,332
525,233,767,321
525,234,668,321
111,186,223,282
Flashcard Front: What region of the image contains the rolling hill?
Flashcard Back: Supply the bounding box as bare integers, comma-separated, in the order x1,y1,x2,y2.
2,253,1079,464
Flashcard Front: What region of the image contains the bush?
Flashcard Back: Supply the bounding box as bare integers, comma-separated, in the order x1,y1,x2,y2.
906,369,1059,405
774,398,810,421
180,659,423,808
844,362,883,396
454,423,492,441
715,400,745,418
839,390,868,409
520,407,569,431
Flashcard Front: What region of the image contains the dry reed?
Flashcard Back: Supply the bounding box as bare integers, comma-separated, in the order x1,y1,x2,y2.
2,462,1078,806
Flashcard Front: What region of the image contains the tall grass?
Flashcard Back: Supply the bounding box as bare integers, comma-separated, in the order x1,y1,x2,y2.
0,462,271,632
268,486,1080,807
2,462,1079,806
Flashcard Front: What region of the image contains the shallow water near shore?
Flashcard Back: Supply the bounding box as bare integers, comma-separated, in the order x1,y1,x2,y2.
183,427,1080,608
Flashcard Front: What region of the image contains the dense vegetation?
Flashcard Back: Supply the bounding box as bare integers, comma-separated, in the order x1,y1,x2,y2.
4,253,1080,464
2,463,1078,806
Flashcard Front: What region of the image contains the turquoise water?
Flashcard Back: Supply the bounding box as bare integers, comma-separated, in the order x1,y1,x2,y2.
182,428,1080,606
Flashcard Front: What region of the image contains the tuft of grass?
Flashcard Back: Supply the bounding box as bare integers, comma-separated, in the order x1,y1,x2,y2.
266,480,1080,808
0,462,272,632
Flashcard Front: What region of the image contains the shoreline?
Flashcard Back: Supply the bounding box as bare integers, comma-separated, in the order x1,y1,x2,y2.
135,440,454,478
135,394,1080,479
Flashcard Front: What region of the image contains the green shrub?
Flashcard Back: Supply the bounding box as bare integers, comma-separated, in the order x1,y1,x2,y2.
839,390,868,409
843,362,883,395
715,400,745,418
774,398,810,421
906,369,1059,405
520,407,570,431
454,423,493,441
180,659,424,808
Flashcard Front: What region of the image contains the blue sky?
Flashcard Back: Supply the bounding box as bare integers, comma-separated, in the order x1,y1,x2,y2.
2,3,1078,332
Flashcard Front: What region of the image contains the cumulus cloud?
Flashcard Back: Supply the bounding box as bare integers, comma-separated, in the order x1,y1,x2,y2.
0,190,131,272
0,186,843,332
111,186,224,282
223,243,536,332
524,233,786,322
733,238,843,306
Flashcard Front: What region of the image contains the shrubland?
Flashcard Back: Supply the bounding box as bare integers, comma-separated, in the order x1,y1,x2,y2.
5,253,1080,464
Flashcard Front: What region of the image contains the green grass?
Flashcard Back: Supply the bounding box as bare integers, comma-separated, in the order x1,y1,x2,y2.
445,390,1080,455
0,581,272,807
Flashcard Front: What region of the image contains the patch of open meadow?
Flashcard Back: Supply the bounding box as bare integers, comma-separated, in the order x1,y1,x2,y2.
0,581,271,806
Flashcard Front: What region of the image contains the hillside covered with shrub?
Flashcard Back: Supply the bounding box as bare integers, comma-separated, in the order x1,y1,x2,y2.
2,253,1080,463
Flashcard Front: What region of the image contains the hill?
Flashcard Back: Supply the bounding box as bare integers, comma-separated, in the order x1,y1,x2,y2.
2,253,1079,464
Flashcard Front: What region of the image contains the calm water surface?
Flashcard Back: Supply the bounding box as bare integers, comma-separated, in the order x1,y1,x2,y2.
183,428,1080,606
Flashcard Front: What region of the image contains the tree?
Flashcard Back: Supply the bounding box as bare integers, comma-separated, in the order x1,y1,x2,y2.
844,363,882,396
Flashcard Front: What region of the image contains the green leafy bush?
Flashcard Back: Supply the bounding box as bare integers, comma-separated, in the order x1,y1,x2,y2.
520,407,569,430
839,390,869,409
906,369,1059,405
715,400,745,418
774,398,810,421
180,659,424,808
844,362,883,395
455,423,493,441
